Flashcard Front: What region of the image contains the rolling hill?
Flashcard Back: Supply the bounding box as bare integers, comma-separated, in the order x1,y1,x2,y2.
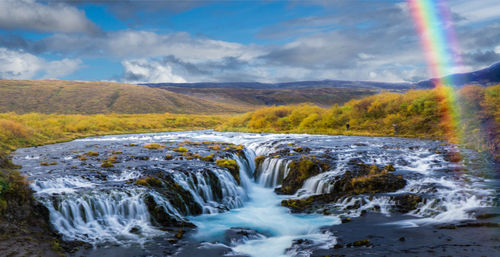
0,80,249,114
161,87,383,107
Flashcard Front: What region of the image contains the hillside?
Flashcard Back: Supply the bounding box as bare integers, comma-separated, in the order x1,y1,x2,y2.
0,80,249,114
143,80,413,89
417,62,500,88
162,87,382,107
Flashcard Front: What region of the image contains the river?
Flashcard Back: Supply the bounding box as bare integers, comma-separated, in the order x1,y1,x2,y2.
13,131,499,256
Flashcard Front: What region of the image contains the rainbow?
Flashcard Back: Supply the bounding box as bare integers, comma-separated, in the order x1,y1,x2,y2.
407,0,462,145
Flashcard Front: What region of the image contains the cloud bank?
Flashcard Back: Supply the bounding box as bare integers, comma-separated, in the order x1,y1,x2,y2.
0,0,498,83
0,48,81,79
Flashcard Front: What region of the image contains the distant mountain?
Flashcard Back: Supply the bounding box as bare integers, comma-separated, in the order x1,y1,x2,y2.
417,61,500,88
142,80,413,90
143,61,500,90
139,62,500,108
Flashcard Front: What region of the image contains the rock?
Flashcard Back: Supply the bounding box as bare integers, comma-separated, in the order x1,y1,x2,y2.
281,161,407,213
254,155,266,167
224,227,266,246
129,226,140,234
134,155,150,161
341,217,352,223
346,239,372,247
273,187,286,195
144,195,190,227
216,159,240,184
392,194,423,213
281,157,329,194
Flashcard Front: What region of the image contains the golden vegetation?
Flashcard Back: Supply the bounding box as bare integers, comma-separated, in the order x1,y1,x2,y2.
0,112,227,155
218,85,500,160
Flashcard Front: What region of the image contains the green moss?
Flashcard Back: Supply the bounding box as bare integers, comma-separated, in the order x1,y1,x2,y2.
165,154,173,160
216,159,240,184
351,239,371,247
144,143,165,150
85,151,99,157
254,155,266,167
281,197,315,210
200,154,214,162
281,157,326,194
135,176,163,187
39,161,56,166
107,155,119,163
101,161,114,168
173,147,188,152
208,145,221,151
175,229,185,239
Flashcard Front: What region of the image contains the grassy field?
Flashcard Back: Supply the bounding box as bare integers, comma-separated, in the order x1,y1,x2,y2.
0,112,227,154
0,80,250,114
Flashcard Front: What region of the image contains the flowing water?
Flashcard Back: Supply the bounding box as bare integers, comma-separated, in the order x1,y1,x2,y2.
13,131,498,256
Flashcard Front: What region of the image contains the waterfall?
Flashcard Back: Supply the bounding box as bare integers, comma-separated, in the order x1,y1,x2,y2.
14,130,496,251
254,158,291,187
32,149,254,245
171,168,246,214
45,189,160,244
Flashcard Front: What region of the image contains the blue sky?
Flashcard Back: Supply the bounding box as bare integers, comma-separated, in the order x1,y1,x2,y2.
0,0,499,83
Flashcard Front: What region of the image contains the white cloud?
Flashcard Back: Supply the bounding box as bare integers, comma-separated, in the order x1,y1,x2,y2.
44,31,264,62
495,45,500,54
43,58,82,79
122,59,186,83
449,0,500,24
0,48,81,79
0,0,99,33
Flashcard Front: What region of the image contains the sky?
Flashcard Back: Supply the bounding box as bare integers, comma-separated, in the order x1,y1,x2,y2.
0,0,499,83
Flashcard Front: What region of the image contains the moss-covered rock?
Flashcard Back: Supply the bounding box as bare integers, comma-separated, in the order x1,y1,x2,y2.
85,151,99,157
146,174,203,216
200,154,215,162
281,157,328,194
254,155,266,167
135,176,163,187
143,143,165,150
216,159,240,184
347,166,406,194
144,195,195,228
281,160,407,213
173,147,188,152
392,194,423,213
